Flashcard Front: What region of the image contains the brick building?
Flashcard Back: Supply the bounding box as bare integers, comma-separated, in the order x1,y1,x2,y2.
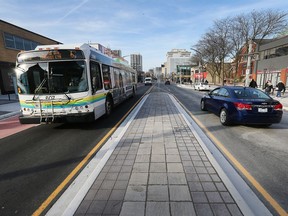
0,19,61,94
256,35,288,88
236,37,288,88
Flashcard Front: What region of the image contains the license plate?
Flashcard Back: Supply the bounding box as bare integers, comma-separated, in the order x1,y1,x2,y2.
258,108,268,113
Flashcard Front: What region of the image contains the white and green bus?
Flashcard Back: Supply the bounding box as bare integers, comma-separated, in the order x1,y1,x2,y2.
15,43,137,124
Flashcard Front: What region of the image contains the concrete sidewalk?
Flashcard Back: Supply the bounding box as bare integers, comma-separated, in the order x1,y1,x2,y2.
0,94,21,120
46,90,271,216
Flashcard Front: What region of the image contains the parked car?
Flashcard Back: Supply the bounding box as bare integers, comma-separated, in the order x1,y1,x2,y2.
194,82,210,91
200,86,283,126
144,77,152,86
165,80,170,85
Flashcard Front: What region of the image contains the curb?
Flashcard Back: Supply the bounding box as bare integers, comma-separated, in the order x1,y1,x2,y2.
0,111,20,121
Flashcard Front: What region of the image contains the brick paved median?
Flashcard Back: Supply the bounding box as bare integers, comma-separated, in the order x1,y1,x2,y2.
75,92,243,216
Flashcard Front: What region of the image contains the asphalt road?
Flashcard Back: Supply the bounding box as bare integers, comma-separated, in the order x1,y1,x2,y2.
0,86,149,216
1,83,287,215
160,82,288,215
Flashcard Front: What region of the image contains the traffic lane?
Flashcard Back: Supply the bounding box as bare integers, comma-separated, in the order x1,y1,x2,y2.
194,111,288,214
0,86,148,216
0,115,38,139
0,124,110,216
0,122,93,215
166,84,288,214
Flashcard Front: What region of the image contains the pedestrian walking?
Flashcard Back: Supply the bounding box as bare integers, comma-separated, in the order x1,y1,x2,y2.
264,80,273,95
275,80,286,97
249,79,258,88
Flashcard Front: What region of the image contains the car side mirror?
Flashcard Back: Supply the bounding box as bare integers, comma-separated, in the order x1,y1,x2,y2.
204,92,210,97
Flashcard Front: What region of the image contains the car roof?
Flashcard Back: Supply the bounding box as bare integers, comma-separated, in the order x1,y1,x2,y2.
219,86,252,90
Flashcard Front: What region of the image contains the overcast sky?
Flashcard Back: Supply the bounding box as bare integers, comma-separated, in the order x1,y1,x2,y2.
1,0,288,71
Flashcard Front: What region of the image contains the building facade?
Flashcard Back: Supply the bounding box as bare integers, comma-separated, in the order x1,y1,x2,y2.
0,20,61,94
236,37,288,88
153,67,162,80
165,49,191,78
256,36,288,88
130,54,143,72
164,49,191,82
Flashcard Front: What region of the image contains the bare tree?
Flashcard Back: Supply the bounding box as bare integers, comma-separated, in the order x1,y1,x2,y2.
193,9,288,84
228,17,246,80
234,9,287,80
193,17,233,84
193,33,221,84
234,9,287,43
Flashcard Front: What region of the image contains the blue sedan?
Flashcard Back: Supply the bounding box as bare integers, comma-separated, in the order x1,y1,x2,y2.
200,86,283,126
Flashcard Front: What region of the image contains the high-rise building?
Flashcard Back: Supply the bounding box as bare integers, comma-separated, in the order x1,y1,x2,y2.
130,54,143,72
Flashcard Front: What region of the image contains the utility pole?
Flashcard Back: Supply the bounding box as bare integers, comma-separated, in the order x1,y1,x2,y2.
245,40,253,87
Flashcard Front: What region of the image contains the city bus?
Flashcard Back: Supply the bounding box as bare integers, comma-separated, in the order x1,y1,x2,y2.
15,43,137,124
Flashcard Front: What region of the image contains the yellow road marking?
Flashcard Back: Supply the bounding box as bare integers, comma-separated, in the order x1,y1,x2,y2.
177,98,287,216
33,91,147,216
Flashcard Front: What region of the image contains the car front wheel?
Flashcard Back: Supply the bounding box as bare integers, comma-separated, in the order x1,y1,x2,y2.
220,108,230,126
201,100,207,111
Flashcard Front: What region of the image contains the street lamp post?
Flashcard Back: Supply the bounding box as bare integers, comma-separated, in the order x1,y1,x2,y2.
245,40,253,87
243,40,260,87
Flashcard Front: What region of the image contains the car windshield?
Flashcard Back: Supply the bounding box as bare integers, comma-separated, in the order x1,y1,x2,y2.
233,88,271,99
16,61,87,95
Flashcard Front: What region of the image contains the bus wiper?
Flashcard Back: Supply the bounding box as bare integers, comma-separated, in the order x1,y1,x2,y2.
33,78,47,100
34,78,47,94
63,92,71,101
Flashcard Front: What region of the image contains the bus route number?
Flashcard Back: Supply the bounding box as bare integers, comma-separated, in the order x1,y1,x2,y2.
46,96,55,100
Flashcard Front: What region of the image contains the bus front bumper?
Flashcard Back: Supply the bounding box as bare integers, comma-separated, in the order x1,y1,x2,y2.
19,112,95,124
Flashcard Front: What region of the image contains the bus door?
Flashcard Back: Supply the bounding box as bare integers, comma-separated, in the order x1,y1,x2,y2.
119,71,125,101
90,61,105,117
112,68,121,105
125,71,133,97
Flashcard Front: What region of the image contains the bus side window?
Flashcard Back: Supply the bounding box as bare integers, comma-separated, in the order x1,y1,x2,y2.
119,73,123,88
102,64,112,90
113,68,120,88
90,61,102,93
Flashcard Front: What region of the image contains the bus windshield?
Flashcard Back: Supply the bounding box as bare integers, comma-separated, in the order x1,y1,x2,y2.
16,61,88,95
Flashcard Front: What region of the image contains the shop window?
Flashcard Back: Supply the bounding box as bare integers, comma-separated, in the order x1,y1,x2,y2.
15,37,24,50
24,39,32,50
4,33,15,49
276,46,288,56
3,32,40,51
